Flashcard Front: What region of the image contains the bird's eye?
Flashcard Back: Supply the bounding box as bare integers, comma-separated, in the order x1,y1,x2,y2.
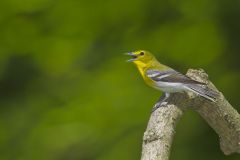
140,52,144,56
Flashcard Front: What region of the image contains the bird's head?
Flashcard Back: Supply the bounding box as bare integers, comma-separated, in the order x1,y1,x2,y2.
126,50,154,65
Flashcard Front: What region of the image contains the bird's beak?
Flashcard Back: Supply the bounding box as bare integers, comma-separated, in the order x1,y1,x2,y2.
125,52,137,62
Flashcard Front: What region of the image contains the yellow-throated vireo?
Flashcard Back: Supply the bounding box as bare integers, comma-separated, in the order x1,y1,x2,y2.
127,50,219,111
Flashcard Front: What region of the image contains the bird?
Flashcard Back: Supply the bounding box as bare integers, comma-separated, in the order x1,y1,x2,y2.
126,50,219,111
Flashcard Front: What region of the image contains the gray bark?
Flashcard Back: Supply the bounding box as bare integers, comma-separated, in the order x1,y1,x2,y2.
141,69,240,160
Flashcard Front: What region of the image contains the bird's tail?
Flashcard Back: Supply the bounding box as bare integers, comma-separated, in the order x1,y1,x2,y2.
186,84,219,102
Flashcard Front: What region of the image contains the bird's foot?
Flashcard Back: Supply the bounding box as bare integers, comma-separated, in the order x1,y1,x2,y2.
151,101,168,113
151,93,170,113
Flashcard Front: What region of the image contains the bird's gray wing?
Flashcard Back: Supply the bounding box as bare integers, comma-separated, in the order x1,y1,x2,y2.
146,69,205,85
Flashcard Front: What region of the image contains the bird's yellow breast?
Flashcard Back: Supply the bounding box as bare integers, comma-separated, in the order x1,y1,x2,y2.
134,62,156,88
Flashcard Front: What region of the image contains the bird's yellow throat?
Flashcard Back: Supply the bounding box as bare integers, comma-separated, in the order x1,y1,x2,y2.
133,60,152,79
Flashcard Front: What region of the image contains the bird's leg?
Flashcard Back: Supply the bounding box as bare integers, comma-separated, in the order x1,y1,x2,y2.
152,92,170,112
158,92,170,105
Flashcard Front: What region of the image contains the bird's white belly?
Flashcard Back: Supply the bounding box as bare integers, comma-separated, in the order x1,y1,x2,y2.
152,81,186,93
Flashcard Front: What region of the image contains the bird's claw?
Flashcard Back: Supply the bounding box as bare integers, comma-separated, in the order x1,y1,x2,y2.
151,101,168,113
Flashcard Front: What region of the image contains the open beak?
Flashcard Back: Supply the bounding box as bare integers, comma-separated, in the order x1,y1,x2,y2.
126,52,138,62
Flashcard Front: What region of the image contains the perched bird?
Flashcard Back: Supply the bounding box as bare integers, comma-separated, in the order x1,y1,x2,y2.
127,50,219,111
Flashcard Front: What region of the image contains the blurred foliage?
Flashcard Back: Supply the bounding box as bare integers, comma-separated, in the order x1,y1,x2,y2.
0,0,240,160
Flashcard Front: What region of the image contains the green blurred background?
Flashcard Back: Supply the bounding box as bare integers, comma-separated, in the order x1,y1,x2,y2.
0,0,240,159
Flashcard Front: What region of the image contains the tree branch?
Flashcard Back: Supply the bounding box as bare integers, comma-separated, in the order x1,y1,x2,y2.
141,69,240,160
141,104,183,160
